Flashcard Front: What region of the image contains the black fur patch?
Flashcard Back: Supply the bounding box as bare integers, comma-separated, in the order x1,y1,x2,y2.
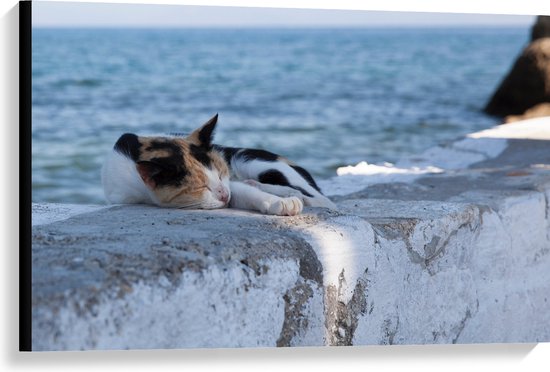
198,114,218,149
144,140,188,187
213,144,322,197
114,133,141,162
238,148,279,162
146,140,182,154
290,164,322,193
190,144,211,167
213,145,239,165
258,169,291,186
213,145,279,163
258,170,314,198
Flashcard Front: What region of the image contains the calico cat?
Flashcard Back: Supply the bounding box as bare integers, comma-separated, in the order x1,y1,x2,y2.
101,114,336,216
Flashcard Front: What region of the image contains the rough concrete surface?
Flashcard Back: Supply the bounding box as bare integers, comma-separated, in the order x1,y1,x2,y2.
31,118,550,350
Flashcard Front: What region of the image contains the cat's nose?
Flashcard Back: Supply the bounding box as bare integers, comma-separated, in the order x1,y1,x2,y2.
216,187,229,204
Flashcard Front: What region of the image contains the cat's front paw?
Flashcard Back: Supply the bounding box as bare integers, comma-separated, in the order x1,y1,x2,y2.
263,197,303,216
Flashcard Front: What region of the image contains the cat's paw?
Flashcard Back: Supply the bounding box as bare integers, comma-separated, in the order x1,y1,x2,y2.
263,196,303,216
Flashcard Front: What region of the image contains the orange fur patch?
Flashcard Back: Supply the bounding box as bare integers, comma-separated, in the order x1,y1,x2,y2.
135,136,228,207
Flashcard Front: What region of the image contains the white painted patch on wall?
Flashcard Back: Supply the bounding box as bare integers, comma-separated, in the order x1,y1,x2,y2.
296,215,375,304
469,116,550,140
319,162,443,196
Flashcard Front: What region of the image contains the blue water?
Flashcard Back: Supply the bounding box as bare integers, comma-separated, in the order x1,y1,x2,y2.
32,27,530,204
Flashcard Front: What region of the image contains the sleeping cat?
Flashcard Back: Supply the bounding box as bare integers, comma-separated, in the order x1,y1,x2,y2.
101,114,336,216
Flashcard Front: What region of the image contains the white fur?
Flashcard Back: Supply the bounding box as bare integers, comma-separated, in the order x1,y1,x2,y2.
200,167,231,209
101,150,158,205
229,157,337,209
229,181,303,216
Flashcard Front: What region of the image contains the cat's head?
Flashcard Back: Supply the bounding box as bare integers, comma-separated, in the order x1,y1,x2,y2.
114,114,231,209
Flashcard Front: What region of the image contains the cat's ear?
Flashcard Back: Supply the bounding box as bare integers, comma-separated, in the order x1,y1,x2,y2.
114,133,141,161
187,114,218,149
136,161,171,189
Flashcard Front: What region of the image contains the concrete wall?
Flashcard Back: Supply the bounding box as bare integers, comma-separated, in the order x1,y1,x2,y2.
31,118,550,350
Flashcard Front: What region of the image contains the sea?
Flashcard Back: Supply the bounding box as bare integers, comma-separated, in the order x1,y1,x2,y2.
31,27,530,204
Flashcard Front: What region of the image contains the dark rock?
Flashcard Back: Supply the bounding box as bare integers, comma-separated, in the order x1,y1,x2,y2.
531,16,550,41
484,38,550,117
504,102,550,123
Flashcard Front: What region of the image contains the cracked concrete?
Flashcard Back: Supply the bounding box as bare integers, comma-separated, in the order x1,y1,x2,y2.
31,118,550,350
324,271,369,346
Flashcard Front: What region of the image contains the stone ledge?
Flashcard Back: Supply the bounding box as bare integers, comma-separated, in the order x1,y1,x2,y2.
31,118,550,350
